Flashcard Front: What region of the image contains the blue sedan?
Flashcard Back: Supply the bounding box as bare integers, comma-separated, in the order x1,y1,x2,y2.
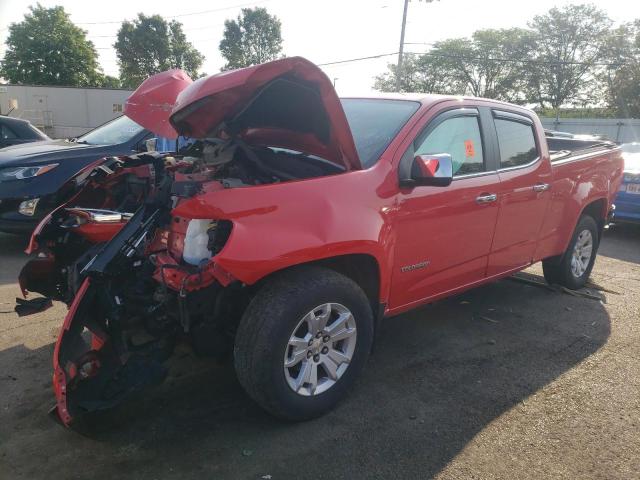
614,143,640,224
0,116,153,234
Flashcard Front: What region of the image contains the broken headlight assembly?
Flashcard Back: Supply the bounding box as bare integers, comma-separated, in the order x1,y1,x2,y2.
181,219,233,265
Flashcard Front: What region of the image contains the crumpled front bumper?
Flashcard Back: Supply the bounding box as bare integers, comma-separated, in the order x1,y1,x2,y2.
51,278,167,426
52,278,95,425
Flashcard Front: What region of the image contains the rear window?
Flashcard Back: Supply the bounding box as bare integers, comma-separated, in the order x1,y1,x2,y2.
341,99,420,168
495,119,538,168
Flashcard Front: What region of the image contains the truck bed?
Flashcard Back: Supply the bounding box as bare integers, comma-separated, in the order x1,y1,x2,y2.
547,135,618,162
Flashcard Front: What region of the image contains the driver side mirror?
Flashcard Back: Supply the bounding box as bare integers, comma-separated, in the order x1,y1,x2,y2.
403,153,453,187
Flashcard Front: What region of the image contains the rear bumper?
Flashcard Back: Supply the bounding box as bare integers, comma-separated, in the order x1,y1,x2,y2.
613,211,640,224
613,190,640,224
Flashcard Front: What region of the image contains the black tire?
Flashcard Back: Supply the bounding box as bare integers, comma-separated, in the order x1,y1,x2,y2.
542,214,599,289
234,265,374,421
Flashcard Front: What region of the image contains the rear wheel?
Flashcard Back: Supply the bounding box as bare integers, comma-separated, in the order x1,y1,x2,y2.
542,214,599,289
234,266,374,421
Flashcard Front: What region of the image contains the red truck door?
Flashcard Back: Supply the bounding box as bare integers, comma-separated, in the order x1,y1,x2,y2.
389,106,501,311
486,110,552,276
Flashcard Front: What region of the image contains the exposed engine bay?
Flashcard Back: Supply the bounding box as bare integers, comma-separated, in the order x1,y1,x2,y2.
18,139,341,426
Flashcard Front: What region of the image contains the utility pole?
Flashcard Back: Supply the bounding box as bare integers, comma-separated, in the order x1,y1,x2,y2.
396,0,410,92
396,0,438,92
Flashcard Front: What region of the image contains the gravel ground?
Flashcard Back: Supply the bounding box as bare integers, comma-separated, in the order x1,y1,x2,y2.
0,226,638,480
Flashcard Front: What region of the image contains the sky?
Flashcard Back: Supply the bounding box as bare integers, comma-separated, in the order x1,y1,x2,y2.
0,0,638,94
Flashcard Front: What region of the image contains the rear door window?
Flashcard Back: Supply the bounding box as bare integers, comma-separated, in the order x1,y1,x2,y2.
495,119,538,168
414,116,485,176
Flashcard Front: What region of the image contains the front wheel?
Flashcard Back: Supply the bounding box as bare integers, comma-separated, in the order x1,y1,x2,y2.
234,266,374,421
542,214,599,289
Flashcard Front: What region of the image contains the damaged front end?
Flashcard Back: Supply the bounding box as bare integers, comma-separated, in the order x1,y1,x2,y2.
19,153,241,426
50,203,177,425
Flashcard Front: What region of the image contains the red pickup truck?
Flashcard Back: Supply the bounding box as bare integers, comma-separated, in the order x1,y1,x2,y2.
17,57,623,426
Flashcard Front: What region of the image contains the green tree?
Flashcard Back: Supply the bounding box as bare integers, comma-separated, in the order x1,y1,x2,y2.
98,75,122,89
374,28,534,103
219,7,283,70
465,29,535,102
374,54,466,94
601,20,640,117
0,4,104,86
115,14,204,89
525,4,612,110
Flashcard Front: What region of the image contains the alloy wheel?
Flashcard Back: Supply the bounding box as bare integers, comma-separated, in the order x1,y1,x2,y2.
570,229,593,278
283,303,357,396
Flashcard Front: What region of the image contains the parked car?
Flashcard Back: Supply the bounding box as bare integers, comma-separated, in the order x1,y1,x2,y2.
16,57,624,427
612,142,640,224
0,115,155,234
0,115,49,148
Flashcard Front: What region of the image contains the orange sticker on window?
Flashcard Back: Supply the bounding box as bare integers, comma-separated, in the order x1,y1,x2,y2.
464,140,475,157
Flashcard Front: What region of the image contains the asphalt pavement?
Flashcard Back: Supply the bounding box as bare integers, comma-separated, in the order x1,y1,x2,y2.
1,226,638,479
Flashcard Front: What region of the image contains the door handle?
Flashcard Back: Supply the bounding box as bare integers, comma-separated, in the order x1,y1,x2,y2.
533,183,550,192
476,193,497,204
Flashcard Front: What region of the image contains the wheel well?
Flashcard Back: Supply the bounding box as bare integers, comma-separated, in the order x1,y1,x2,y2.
312,254,381,311
581,198,607,236
545,198,609,266
251,254,382,317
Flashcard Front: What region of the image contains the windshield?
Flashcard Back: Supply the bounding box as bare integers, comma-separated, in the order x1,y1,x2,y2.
77,116,145,146
341,99,420,168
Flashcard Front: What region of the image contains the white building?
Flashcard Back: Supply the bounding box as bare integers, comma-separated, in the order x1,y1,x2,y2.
0,84,134,139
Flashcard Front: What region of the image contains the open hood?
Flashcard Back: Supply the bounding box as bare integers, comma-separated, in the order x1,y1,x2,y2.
169,57,361,170
124,69,193,139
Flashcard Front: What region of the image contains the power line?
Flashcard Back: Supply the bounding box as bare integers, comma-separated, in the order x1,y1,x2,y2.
0,1,267,34
88,47,625,76
87,23,227,40
317,52,400,67
404,51,622,67
314,50,622,69
164,0,272,19
73,0,272,25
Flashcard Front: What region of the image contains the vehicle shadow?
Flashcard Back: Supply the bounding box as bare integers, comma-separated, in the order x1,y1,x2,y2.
0,233,30,286
0,275,610,480
599,224,640,264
